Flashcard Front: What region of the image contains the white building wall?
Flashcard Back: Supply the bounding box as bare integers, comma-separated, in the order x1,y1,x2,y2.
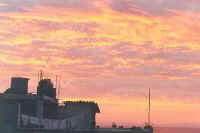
20,111,93,130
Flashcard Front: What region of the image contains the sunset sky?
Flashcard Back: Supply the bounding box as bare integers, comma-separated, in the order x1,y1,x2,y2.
0,0,200,128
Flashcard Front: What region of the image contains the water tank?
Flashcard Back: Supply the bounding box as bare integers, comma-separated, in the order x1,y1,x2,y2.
10,77,29,94
37,79,56,98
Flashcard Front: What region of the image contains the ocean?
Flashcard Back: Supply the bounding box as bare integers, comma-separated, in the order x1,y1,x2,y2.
155,127,200,133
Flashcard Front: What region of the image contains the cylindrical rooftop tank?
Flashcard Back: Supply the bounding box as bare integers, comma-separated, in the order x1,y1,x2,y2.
11,77,29,94
37,79,56,98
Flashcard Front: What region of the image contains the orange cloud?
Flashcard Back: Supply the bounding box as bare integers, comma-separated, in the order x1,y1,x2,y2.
0,3,7,7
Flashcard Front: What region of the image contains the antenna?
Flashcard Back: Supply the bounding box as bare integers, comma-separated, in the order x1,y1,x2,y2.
148,88,151,126
58,76,61,98
56,75,58,98
39,70,43,81
44,55,51,79
38,71,40,82
55,75,58,89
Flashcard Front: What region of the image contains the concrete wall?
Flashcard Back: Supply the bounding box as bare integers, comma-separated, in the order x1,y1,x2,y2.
58,104,97,129
0,102,18,133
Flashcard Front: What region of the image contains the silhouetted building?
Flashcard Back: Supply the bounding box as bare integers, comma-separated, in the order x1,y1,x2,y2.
5,77,29,95
36,78,57,118
37,79,56,98
58,101,100,129
0,77,102,131
0,77,153,133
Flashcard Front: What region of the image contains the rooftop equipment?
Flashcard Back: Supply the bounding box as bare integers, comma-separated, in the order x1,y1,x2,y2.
37,79,56,98
5,77,29,95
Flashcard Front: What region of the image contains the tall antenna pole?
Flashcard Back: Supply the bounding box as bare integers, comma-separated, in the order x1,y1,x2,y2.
58,76,61,98
148,88,151,125
55,75,58,89
56,75,58,98
40,70,44,80
38,71,40,82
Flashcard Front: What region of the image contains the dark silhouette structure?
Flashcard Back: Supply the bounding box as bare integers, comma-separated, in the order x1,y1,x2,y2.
5,77,29,95
58,101,100,129
37,79,56,98
0,76,153,133
0,76,102,131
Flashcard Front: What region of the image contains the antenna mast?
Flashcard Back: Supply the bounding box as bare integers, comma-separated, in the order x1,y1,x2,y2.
58,76,61,98
56,75,58,98
148,88,151,125
39,70,43,81
55,75,58,89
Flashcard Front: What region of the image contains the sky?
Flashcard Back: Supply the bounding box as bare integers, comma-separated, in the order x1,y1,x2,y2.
0,0,200,128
